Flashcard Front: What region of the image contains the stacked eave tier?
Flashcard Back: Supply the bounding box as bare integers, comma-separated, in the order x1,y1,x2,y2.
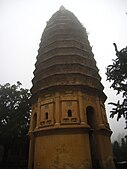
31,9,104,95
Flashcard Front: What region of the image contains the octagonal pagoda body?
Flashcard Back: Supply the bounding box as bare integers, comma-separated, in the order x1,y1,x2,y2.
28,7,115,169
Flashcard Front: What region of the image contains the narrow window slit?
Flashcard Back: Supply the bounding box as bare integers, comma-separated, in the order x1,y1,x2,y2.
45,112,48,119
68,109,72,117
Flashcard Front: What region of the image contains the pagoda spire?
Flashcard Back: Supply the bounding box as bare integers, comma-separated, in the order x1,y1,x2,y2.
59,5,66,11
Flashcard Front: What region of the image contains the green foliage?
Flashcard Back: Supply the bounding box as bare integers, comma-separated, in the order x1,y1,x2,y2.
0,81,31,143
112,137,127,162
112,141,121,161
0,82,31,168
106,44,127,128
106,43,127,96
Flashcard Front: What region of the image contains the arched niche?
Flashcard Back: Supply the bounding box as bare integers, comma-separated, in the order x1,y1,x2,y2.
86,106,96,129
33,113,37,130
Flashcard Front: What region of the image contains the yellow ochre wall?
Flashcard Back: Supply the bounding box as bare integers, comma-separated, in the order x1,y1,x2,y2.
28,90,115,169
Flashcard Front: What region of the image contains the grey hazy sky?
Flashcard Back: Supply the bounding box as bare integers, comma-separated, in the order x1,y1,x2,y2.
0,0,127,141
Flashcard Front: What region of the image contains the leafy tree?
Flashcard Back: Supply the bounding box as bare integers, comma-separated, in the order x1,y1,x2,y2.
106,43,127,128
112,140,121,161
0,82,31,168
112,137,127,162
121,138,127,161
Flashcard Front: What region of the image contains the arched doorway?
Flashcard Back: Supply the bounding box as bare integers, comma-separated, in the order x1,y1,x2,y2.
86,106,100,169
33,113,37,130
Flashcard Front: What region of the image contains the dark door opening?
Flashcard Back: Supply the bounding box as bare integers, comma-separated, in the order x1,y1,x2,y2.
33,113,37,130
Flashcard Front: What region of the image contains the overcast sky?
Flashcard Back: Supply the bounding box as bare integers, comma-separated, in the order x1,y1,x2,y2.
0,0,127,141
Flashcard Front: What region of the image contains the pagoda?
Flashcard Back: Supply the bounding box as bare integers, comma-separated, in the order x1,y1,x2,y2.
28,6,115,169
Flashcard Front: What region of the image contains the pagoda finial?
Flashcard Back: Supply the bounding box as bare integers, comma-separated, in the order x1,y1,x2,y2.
59,5,66,11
